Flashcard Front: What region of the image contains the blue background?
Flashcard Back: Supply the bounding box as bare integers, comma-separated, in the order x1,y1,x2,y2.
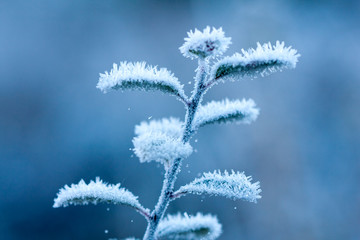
0,0,359,239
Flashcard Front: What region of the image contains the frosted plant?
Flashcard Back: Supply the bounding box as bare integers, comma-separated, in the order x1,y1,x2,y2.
54,26,300,240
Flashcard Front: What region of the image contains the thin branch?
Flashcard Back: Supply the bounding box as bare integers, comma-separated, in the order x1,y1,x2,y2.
136,206,151,221
176,92,191,106
169,190,187,200
142,59,208,240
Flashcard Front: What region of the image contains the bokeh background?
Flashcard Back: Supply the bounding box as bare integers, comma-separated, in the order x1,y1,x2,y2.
1,0,359,239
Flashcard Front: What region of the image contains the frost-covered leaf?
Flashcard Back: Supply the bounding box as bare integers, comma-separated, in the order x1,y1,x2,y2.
180,26,231,60
53,177,145,211
97,62,186,101
193,99,259,129
209,41,300,84
156,213,222,240
132,132,192,165
135,117,184,139
174,170,261,203
122,238,139,240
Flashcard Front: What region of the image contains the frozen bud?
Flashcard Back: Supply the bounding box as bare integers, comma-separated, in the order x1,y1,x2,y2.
180,26,231,60
135,117,184,139
132,132,193,165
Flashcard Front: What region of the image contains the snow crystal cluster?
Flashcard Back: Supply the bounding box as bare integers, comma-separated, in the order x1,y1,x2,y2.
135,117,184,139
97,62,185,98
156,213,222,240
53,177,143,209
180,26,231,60
210,41,300,82
193,98,259,128
132,132,192,165
175,170,261,203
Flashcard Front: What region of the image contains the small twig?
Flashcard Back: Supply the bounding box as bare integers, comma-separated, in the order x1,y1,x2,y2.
176,93,191,106
169,190,187,200
136,206,151,221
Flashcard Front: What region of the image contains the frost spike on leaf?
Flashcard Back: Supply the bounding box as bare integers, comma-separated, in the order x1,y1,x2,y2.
173,170,261,203
132,132,193,165
208,41,300,86
97,62,187,102
193,98,259,129
156,213,222,240
180,26,231,60
135,117,184,139
53,178,149,217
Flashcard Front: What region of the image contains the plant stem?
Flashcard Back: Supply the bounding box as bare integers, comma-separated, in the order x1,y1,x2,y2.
142,60,207,240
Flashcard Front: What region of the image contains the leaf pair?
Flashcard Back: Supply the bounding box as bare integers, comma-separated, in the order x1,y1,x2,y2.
156,213,222,240
123,213,221,240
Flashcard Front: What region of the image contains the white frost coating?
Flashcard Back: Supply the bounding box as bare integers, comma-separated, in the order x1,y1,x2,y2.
97,62,185,98
193,98,259,128
135,117,184,139
132,132,193,165
156,213,222,240
210,41,300,81
175,170,261,203
180,26,231,60
53,177,143,210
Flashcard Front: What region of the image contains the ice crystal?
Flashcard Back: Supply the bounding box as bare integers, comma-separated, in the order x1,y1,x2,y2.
156,213,222,240
135,117,184,139
209,41,300,83
132,132,192,165
193,98,259,129
174,170,261,203
97,62,186,100
180,26,231,60
53,177,145,210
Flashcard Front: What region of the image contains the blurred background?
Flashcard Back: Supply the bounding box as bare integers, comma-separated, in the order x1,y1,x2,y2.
0,0,359,239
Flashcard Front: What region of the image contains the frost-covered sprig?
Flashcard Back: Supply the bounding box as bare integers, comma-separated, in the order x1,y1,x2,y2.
135,117,184,139
206,41,300,88
55,26,299,240
180,26,231,60
156,213,222,240
53,178,150,219
173,171,261,203
193,98,259,129
97,62,188,103
132,132,193,165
